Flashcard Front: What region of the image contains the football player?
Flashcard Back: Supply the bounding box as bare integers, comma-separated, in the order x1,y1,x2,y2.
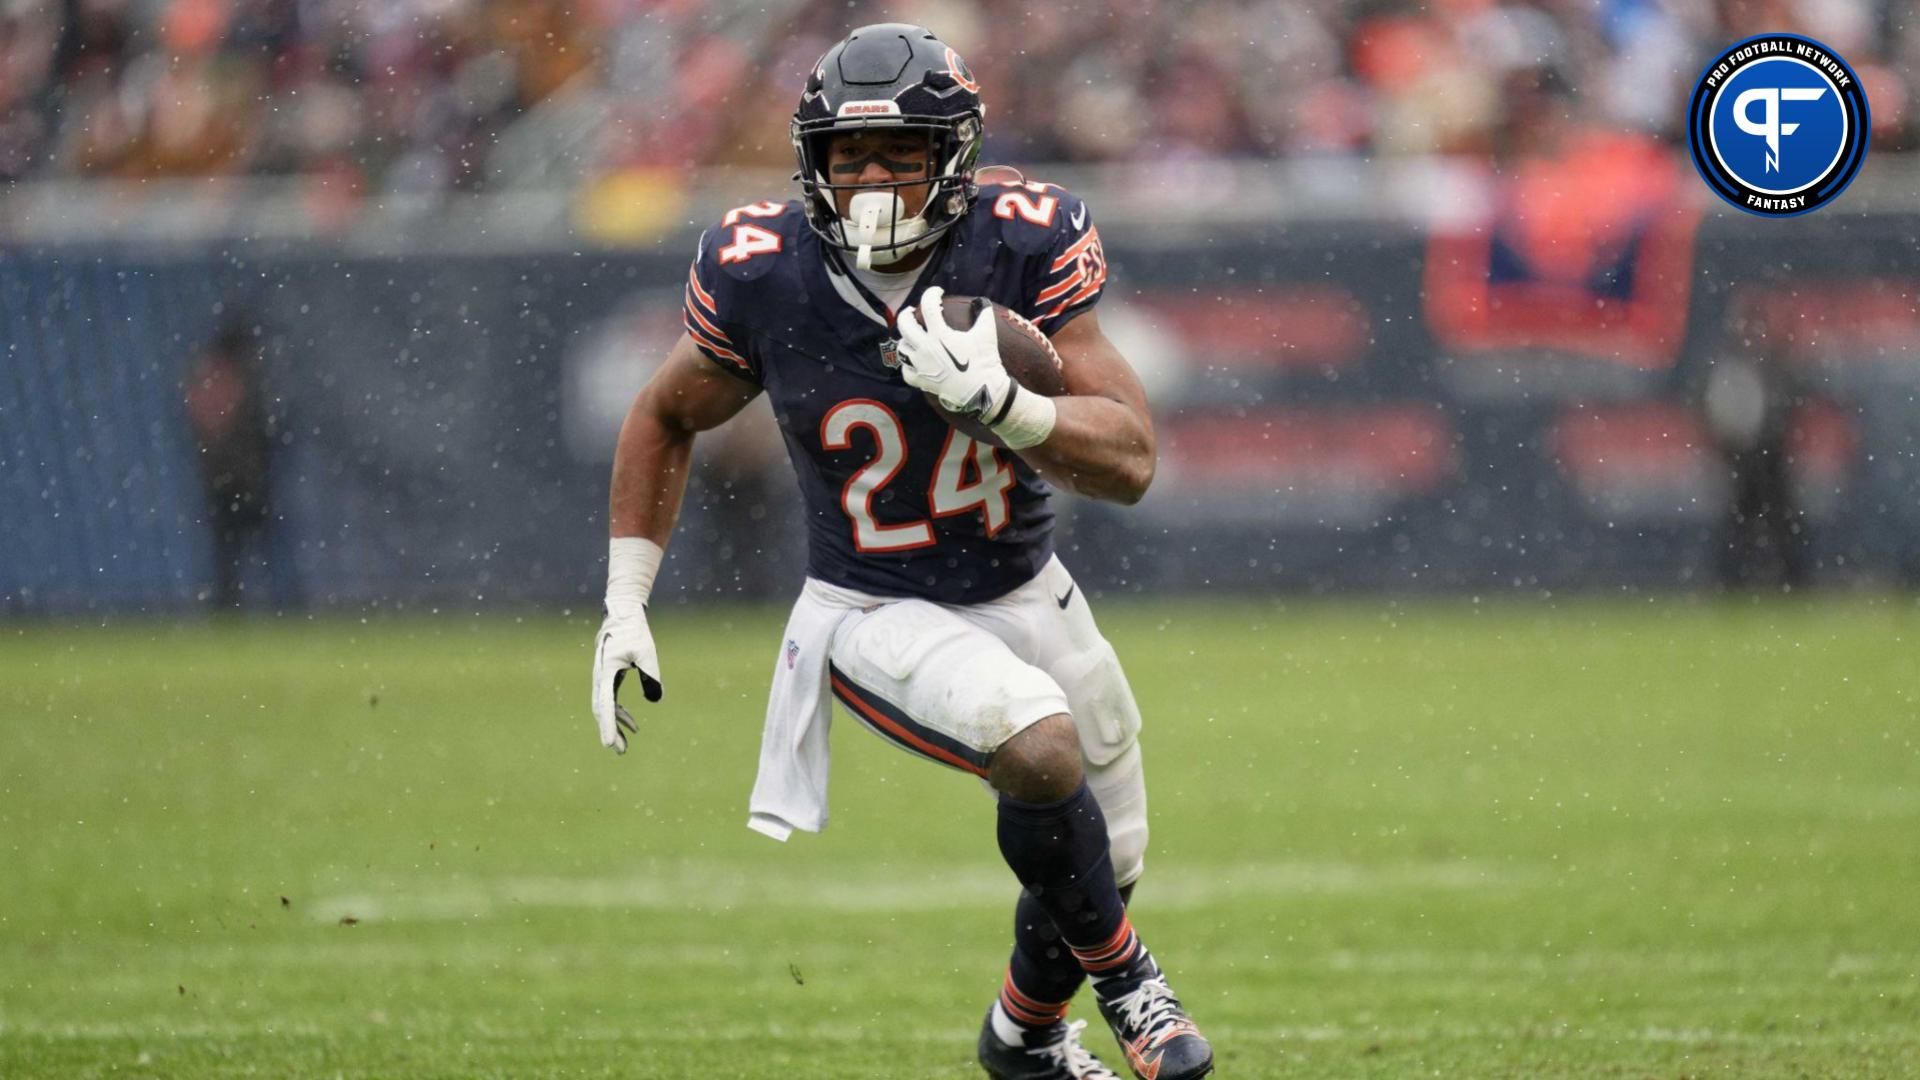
589,24,1213,1080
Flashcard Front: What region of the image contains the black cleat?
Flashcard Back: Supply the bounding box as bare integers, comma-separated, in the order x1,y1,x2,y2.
978,1008,1124,1080
1094,973,1213,1080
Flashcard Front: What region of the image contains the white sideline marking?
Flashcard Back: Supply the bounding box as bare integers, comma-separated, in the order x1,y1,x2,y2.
1315,948,1920,976
4,1018,1914,1050
306,859,1541,924
47,939,1917,982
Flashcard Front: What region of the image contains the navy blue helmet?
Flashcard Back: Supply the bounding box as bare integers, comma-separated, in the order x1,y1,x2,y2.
791,24,984,265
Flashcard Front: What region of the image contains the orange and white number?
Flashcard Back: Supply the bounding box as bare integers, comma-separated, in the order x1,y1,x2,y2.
821,402,1014,550
718,201,786,264
821,401,935,552
929,429,1014,537
722,200,785,227
992,182,1059,227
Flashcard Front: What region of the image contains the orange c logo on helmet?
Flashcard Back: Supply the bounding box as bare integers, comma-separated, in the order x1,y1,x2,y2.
945,47,980,93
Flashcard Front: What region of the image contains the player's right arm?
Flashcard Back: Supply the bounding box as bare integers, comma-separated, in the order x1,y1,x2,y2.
609,333,763,544
592,333,761,754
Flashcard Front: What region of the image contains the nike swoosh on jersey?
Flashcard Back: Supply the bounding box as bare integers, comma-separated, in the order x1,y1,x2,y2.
1070,205,1087,230
1056,584,1075,609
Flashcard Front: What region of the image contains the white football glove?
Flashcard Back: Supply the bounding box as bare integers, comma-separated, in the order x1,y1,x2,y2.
592,607,660,754
590,538,665,754
895,286,1011,421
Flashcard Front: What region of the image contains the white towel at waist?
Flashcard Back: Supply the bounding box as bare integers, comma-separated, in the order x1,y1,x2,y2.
746,577,886,841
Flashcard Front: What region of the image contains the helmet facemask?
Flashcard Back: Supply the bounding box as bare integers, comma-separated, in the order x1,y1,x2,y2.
793,113,982,270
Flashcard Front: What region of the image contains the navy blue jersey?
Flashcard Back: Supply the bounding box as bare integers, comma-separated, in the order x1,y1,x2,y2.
681,182,1110,603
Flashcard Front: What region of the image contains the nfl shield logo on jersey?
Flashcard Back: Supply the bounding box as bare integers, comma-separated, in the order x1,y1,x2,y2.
878,337,902,369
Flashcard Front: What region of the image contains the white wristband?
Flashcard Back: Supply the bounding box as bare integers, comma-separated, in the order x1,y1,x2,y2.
990,385,1058,450
606,537,663,616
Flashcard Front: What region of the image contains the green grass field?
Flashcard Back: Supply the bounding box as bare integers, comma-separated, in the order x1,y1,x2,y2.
3,597,1918,1078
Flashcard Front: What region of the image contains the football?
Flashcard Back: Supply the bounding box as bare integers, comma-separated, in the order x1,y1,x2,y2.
929,296,1068,446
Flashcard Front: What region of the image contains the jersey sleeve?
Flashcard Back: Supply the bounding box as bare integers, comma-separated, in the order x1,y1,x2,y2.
1017,187,1110,337
683,229,762,385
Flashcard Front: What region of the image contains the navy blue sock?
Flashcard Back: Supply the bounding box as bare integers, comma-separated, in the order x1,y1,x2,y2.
996,782,1141,978
1009,888,1084,1009
997,881,1139,1038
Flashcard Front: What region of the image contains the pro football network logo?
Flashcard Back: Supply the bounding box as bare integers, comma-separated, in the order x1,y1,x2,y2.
1688,34,1869,217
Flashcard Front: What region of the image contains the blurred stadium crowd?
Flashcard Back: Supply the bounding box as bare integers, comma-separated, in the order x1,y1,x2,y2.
2,0,1912,193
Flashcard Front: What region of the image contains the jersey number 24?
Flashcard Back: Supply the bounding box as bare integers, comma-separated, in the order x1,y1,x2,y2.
822,400,1014,552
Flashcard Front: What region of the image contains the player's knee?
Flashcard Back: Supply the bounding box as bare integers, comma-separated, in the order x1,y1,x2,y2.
989,713,1083,803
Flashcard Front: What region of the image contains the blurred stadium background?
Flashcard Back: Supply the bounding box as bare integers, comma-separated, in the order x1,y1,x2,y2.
3,0,1919,611
5,4,1920,1078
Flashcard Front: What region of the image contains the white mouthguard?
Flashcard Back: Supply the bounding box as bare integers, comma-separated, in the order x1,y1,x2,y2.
844,190,929,270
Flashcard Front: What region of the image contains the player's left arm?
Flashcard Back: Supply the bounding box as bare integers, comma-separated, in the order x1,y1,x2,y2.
1015,312,1155,505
